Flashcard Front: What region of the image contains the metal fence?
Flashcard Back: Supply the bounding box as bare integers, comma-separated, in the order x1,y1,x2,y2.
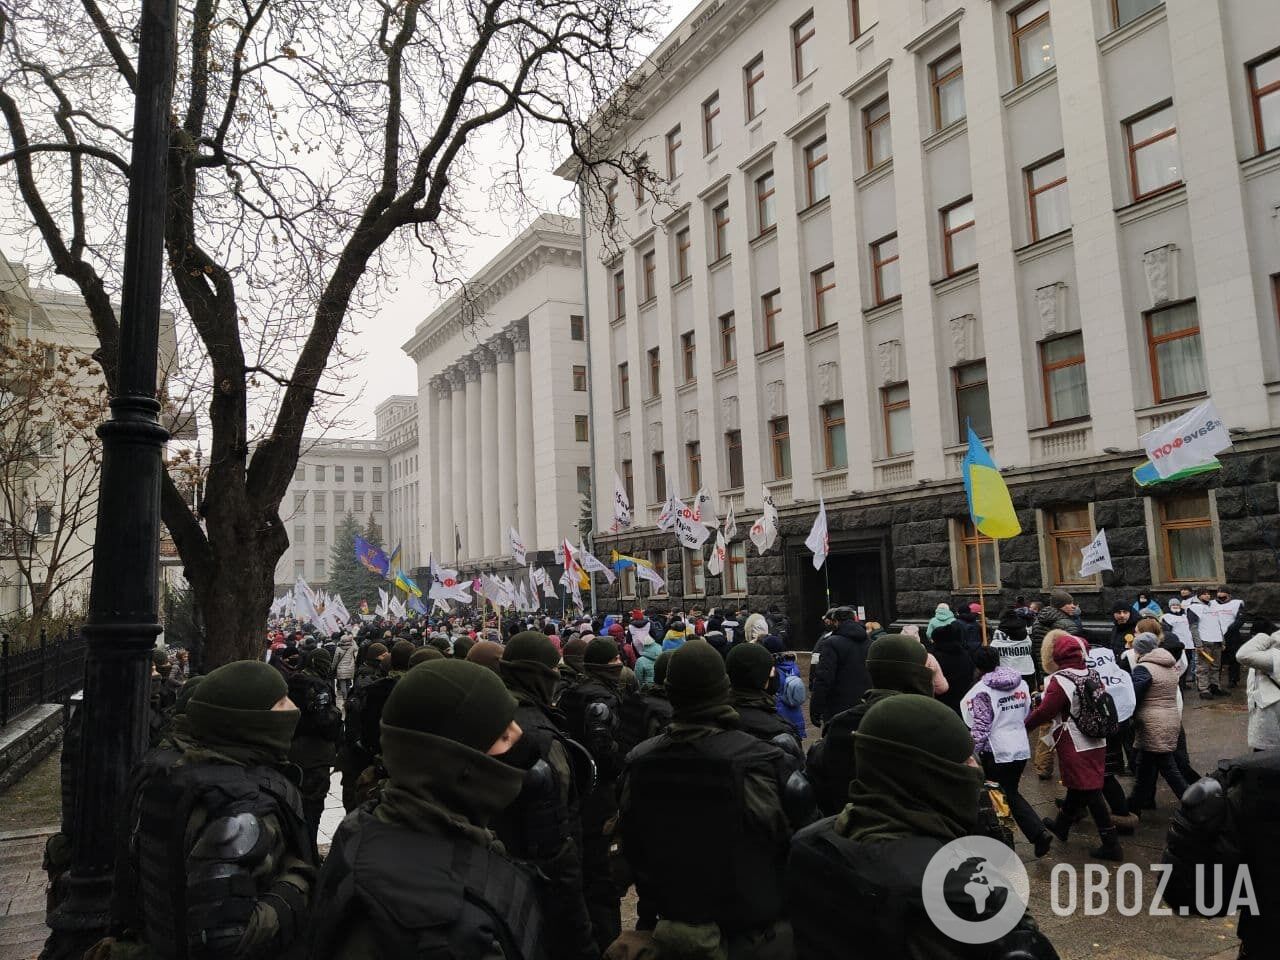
0,627,85,727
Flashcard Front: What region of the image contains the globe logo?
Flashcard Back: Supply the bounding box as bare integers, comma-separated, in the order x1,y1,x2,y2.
922,836,1030,944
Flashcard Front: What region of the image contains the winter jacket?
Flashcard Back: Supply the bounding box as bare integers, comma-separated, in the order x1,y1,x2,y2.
333,638,357,681
964,667,1030,757
1110,614,1138,657
1024,672,1105,790
928,625,974,715
774,655,807,740
955,612,982,654
1236,631,1280,751
633,638,663,689
743,613,769,643
1030,605,1077,650
1131,648,1182,753
809,620,870,726
661,629,690,653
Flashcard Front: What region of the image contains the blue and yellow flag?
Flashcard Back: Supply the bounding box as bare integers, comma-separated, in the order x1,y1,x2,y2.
962,425,1021,539
386,543,402,577
354,535,390,577
393,569,423,598
610,550,653,573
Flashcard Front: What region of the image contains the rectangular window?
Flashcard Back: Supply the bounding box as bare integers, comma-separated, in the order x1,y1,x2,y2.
1011,0,1054,85
620,565,637,599
1126,102,1181,200
1027,154,1070,241
1040,332,1090,424
804,136,829,205
683,546,706,596
334,492,345,513
35,505,53,536
957,519,998,589
849,0,862,39
314,492,327,513
703,93,722,152
686,441,702,492
372,466,382,483
725,541,748,595
634,153,648,206
577,465,592,497
942,197,976,276
650,550,669,596
1146,300,1206,403
574,415,590,442
372,494,382,512
294,492,306,511
354,466,364,483
642,250,656,302
756,171,777,234
613,269,627,320
719,312,737,367
1047,505,1094,586
571,313,586,341
712,202,730,260
931,48,966,130
294,559,306,579
666,125,684,180
745,54,766,119
864,96,891,169
1250,52,1280,154
38,424,53,456
762,289,783,350
653,451,667,502
605,179,618,221
871,234,900,304
295,465,305,480
793,11,817,82
681,331,696,383
618,362,630,409
822,401,847,470
726,430,744,487
315,525,326,544
648,347,661,397
954,361,992,440
314,558,326,579
675,228,692,282
770,416,792,479
1158,493,1216,582
294,524,305,544
315,465,326,481
336,465,346,483
812,264,836,329
1112,0,1163,29
354,494,364,512
622,459,634,505
882,383,912,456
573,364,588,392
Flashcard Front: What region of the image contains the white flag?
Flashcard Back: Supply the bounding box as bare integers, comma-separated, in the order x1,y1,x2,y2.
481,574,512,607
723,505,738,542
673,499,712,549
509,527,527,566
388,596,407,619
294,578,319,624
748,485,779,555
1140,398,1232,478
707,529,727,576
805,497,829,570
578,543,617,584
376,587,390,619
635,562,666,593
537,567,560,602
613,472,633,531
656,491,680,531
1079,528,1114,577
428,554,473,603
692,487,717,527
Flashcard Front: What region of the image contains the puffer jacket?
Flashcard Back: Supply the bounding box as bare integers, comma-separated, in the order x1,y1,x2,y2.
774,655,807,740
633,638,663,688
333,637,357,680
1236,631,1280,751
1132,648,1182,753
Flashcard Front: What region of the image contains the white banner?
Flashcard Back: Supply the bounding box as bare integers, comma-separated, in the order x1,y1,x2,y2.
748,485,779,555
1079,528,1114,577
1140,398,1232,478
656,491,681,531
707,529,727,576
723,505,738,542
805,497,829,570
428,554,473,603
673,500,712,549
578,543,617,584
509,527,526,566
635,561,666,593
692,487,717,527
613,472,633,531
375,587,390,619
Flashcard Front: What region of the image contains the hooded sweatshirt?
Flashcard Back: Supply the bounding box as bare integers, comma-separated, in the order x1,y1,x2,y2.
633,637,664,687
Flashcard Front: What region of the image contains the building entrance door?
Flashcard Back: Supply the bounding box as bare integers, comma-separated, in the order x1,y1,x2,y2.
784,529,892,649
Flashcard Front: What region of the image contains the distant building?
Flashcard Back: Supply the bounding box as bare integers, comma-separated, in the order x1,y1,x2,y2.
376,395,421,570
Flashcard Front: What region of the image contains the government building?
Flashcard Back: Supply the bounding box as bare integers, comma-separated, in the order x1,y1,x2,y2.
563,0,1280,641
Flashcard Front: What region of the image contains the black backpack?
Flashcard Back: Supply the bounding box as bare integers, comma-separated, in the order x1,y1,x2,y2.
557,679,623,781
1068,668,1120,739
619,691,673,754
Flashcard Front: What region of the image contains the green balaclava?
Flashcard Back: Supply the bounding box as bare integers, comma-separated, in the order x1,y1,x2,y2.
305,648,333,678
666,639,737,727
409,646,445,667
364,641,389,664
726,642,775,711
865,634,935,696
562,636,590,674
499,631,561,707
378,660,523,830
173,675,205,715
653,650,674,688
837,694,981,843
389,640,416,672
452,636,475,660
584,637,623,688
184,660,298,765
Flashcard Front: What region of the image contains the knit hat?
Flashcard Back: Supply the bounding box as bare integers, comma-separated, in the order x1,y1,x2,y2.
185,660,297,763
1049,589,1074,609
504,631,562,670
608,623,626,639
151,647,169,666
452,635,475,660
365,641,389,663
726,642,774,691
465,640,504,674
1133,632,1159,657
585,637,620,665
306,648,333,676
666,639,732,713
653,650,674,686
1051,633,1087,669
390,640,416,671
865,634,934,696
408,646,445,667
761,634,784,656
562,636,590,671
382,659,517,753
174,675,205,715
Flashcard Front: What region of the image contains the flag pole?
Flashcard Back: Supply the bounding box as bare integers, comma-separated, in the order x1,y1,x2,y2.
978,576,990,646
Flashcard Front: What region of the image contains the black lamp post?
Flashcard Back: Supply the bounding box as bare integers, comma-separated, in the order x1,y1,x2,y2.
43,0,177,955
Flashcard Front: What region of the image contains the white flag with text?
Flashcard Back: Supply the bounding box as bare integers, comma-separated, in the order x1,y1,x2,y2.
1079,528,1114,577
509,527,527,566
707,529,727,576
1140,398,1232,478
749,486,779,555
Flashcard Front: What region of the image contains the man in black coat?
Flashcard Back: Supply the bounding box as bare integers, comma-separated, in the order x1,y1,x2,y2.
809,607,869,730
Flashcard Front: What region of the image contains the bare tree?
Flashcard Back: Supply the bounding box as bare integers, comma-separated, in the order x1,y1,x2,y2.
0,0,663,664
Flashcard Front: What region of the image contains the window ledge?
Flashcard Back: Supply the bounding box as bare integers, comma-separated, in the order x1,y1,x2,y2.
704,149,721,165
708,254,732,272
639,296,658,310
614,406,631,417
736,141,776,173
1098,3,1167,54
1028,418,1092,438
792,77,816,96
750,228,778,250
747,115,766,133
805,323,839,344
755,343,785,359
1115,182,1186,225
932,266,979,295
904,6,964,53
1014,228,1073,265
855,159,894,190
923,117,968,153
840,57,893,101
643,395,661,409
798,196,832,221
1242,146,1280,182
862,298,903,323
713,364,738,381
677,380,697,396
1001,65,1057,109
610,315,626,328
671,276,692,293
783,101,829,140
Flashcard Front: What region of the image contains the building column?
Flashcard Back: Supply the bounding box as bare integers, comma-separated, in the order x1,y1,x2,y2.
478,345,500,557
494,334,518,554
511,320,537,551
463,356,483,562
433,376,453,565
448,365,468,562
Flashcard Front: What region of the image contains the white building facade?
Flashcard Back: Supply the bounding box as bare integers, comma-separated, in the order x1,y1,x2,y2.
569,0,1280,641
376,395,422,570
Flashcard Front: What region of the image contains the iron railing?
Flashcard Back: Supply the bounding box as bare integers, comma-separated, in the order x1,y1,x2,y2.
0,626,85,726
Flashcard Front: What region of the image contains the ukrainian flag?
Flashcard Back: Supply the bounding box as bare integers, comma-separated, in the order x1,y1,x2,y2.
386,543,402,577
393,569,423,598
610,550,653,574
962,425,1021,539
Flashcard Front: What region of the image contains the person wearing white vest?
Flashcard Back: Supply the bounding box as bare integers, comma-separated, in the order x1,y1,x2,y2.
962,648,1052,857
1161,598,1196,691
1186,587,1227,697
1083,636,1140,834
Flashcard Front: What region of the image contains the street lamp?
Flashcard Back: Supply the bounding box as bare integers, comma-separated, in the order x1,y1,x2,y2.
44,1,178,956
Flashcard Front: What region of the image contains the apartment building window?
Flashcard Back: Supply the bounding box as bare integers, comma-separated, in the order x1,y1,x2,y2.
1249,52,1280,153
571,314,586,340
605,179,618,221
1046,505,1094,586
38,424,54,456
334,465,344,483
294,492,306,511
354,466,363,483
1011,0,1054,84
956,519,998,589
725,541,748,595
314,558,326,579
35,505,53,536
1040,332,1089,424
577,466,592,497
726,430,744,487
573,364,588,392
648,348,661,397
372,494,382,511
574,415,590,442
667,126,684,179
315,525,326,544
793,11,817,82
295,465,305,480
770,416,792,479
804,136,829,206
719,312,737,368
354,494,364,512
1146,300,1205,403
703,93,722,152
745,54,766,119
675,228,692,282
849,0,862,39
294,524,305,545
1157,492,1216,582
881,383,912,456
315,465,326,481
812,265,836,329
649,549,669,596
821,401,847,470
756,171,777,234
621,459,634,506
613,269,627,320
642,250,656,302
1111,0,1163,29
762,290,783,350
653,451,667,502
930,48,966,130
681,331,696,383
294,559,305,579
634,153,648,205
617,362,630,409
314,492,327,513
1026,154,1070,241
334,492,345,513
1125,102,1181,200
372,466,382,483
942,197,976,276
954,361,992,440
712,202,731,260
871,234,900,304
864,96,891,169
686,442,702,492
684,546,706,596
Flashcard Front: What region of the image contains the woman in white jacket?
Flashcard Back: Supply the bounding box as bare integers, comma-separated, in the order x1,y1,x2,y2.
1235,629,1280,751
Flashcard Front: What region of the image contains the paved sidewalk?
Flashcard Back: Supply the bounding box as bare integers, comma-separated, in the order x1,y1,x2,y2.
0,828,56,960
